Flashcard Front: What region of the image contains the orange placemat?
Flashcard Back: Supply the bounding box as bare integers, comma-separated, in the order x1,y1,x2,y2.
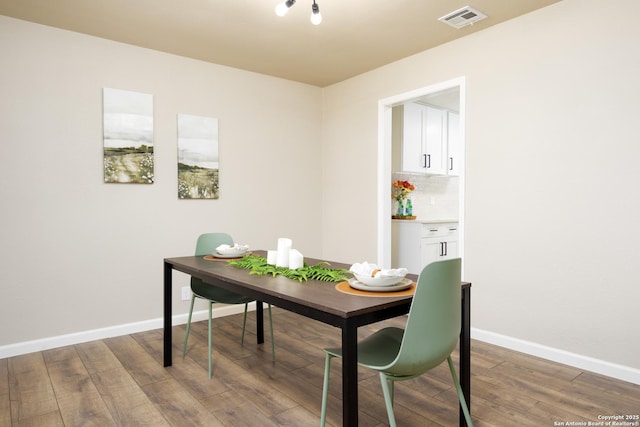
335,281,416,297
203,255,245,261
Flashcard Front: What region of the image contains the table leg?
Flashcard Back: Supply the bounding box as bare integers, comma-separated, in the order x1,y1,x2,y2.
342,321,358,426
256,301,264,344
459,287,471,427
163,262,173,367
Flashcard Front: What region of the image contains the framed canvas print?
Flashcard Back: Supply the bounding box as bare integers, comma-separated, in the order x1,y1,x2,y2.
103,88,154,184
177,114,219,199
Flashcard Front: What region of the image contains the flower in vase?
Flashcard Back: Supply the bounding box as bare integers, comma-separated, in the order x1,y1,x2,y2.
392,180,415,202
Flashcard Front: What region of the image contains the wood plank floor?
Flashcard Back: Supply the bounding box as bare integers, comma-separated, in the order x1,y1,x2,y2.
2,309,639,426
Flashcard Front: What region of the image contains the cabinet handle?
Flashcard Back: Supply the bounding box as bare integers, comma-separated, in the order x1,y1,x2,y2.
422,154,427,168
449,157,454,171
439,241,448,257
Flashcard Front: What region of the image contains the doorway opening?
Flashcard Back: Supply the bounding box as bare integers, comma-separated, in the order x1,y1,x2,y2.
377,77,466,270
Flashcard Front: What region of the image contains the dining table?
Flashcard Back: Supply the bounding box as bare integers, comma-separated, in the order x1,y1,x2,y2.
163,251,472,427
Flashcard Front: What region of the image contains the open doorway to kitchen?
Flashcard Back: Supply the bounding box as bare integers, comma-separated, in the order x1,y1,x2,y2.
377,77,466,271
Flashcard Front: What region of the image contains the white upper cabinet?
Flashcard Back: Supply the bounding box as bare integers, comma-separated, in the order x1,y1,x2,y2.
423,105,447,175
401,102,456,176
447,111,460,176
400,103,424,173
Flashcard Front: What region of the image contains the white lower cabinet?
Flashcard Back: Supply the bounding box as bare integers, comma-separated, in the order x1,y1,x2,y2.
392,221,459,274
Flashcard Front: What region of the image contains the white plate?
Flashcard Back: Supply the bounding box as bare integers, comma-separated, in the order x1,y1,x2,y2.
353,273,406,287
348,278,413,292
211,251,249,259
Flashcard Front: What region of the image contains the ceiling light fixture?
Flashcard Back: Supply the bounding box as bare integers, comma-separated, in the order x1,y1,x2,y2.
310,1,322,25
275,0,322,25
275,0,295,17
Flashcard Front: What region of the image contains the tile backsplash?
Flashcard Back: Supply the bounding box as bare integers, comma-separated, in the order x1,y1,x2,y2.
392,173,459,220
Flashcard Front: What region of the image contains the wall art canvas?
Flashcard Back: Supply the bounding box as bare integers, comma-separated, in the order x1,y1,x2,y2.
103,88,154,184
177,114,219,199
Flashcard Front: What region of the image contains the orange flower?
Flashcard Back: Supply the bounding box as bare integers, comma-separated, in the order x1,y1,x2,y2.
392,180,415,201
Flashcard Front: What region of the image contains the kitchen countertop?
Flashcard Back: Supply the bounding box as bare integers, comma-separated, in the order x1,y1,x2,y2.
392,218,458,224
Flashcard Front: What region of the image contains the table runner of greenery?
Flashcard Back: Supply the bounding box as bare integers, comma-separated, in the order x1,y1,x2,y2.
227,255,351,283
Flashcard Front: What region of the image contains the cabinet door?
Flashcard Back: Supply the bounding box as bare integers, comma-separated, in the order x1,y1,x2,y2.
420,239,442,269
447,112,460,176
401,103,425,173
442,239,458,259
420,237,459,267
423,106,446,175
402,103,446,175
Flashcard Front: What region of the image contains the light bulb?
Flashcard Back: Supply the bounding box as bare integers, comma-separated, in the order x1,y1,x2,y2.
275,0,296,17
310,11,322,25
275,2,289,16
310,3,322,25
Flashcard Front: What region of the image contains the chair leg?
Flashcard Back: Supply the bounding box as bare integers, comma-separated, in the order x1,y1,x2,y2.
379,373,397,427
267,303,275,361
208,302,213,379
240,302,249,345
182,294,196,357
447,356,473,427
240,303,276,361
320,353,333,427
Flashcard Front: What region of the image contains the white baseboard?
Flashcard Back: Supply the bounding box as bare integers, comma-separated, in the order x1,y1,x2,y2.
0,303,254,360
472,327,640,385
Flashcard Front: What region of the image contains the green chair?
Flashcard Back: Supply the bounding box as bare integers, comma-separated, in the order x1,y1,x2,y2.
319,258,472,427
182,233,275,379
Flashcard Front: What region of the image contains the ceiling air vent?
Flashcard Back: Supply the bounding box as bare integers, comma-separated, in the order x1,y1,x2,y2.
438,6,487,29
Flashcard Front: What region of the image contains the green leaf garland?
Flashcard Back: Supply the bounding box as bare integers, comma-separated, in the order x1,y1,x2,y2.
227,255,350,283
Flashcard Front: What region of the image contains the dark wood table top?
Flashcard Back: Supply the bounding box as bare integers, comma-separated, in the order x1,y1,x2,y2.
164,252,470,322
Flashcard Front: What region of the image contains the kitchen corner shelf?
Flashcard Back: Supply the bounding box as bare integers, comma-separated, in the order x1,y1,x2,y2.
392,215,416,220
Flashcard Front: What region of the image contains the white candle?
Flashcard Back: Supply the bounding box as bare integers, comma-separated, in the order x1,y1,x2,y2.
267,250,277,265
289,249,304,270
276,238,292,267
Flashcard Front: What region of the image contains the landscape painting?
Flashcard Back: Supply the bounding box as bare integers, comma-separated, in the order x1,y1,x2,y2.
103,88,154,184
177,114,219,199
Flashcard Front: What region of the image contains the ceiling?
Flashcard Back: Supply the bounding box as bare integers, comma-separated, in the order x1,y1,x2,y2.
0,0,562,87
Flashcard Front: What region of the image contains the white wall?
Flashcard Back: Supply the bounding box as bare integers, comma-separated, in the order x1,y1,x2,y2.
0,16,323,347
321,0,640,377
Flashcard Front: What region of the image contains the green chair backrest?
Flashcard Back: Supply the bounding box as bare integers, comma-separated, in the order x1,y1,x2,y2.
194,233,234,256
192,233,234,286
387,258,462,376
